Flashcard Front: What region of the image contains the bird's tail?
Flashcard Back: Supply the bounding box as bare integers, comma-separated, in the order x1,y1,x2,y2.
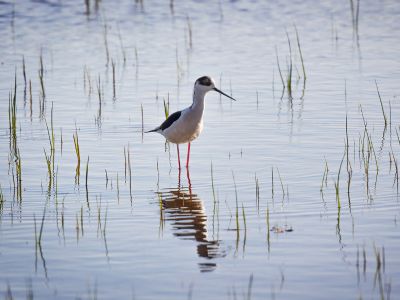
145,128,159,133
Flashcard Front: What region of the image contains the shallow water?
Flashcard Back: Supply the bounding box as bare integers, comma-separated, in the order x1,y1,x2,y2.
0,0,399,299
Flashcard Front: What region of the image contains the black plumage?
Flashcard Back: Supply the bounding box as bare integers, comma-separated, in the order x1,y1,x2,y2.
147,110,182,132
196,76,212,86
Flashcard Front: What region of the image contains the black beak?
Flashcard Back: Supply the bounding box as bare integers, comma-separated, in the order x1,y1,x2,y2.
213,87,236,101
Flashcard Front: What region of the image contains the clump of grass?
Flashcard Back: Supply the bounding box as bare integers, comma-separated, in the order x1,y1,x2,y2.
359,105,379,199
211,162,216,203
44,103,55,190
285,31,293,100
15,148,22,202
157,193,165,235
375,80,388,128
80,206,84,236
126,145,133,203
390,151,399,194
39,51,46,100
8,73,22,202
320,159,329,193
29,79,33,121
96,75,102,125
96,197,102,233
275,27,307,100
105,169,109,188
334,150,346,209
60,128,63,155
85,156,90,208
43,149,52,191
336,201,342,244
103,207,109,258
61,197,65,236
242,203,247,252
73,130,81,185
295,26,306,98
22,55,27,103
210,161,220,239
255,173,260,212
34,206,47,248
163,94,170,119
103,20,110,66
275,47,285,98
276,167,286,199
234,181,239,232
232,172,240,251
9,74,18,153
344,82,353,205
95,196,110,259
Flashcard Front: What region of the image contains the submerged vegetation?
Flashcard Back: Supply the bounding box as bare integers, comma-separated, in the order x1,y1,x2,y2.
275,26,307,100
8,73,22,203
73,129,81,185
0,1,399,299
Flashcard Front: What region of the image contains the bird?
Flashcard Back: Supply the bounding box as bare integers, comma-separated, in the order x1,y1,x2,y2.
147,75,236,169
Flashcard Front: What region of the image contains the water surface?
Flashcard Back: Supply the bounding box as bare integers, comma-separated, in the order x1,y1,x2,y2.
0,0,399,299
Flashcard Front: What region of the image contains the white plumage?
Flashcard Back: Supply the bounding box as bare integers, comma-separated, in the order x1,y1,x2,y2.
147,75,235,168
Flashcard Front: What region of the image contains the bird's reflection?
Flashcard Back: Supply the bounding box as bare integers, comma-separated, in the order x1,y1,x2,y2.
157,169,224,272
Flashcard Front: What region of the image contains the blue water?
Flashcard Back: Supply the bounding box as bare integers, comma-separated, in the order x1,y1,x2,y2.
0,0,399,299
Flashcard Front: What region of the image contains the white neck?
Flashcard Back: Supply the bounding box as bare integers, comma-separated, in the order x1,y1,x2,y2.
191,89,207,111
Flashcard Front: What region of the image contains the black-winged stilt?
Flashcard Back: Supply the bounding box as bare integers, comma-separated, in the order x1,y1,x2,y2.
147,76,236,169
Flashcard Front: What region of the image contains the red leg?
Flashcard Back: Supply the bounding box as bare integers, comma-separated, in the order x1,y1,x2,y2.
186,142,191,168
178,167,181,188
186,167,192,196
177,144,181,169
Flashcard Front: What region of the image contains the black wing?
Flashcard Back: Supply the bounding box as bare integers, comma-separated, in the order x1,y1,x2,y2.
160,110,182,131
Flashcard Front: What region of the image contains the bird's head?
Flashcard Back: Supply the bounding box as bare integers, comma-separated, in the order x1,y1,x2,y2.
194,76,236,101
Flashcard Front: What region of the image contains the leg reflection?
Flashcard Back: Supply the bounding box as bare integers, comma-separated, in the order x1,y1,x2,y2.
157,169,225,272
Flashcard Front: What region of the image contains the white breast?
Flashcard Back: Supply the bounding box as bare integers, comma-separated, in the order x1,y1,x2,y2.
162,107,204,144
